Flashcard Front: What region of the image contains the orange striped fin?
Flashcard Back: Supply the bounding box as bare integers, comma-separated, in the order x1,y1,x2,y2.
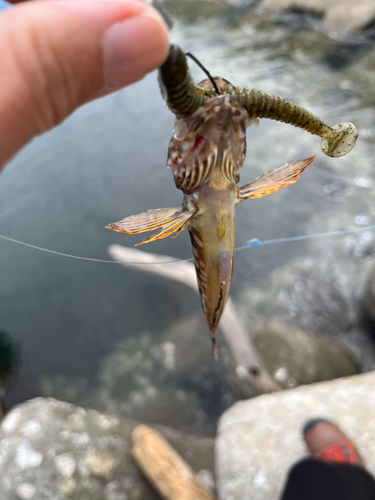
106,206,195,246
238,155,316,202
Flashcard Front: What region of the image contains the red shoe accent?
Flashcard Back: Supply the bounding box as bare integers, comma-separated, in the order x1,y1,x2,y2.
316,439,360,465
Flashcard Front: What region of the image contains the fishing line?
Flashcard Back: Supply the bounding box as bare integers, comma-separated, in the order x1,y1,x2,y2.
185,52,221,95
235,224,375,251
0,224,375,265
0,234,190,265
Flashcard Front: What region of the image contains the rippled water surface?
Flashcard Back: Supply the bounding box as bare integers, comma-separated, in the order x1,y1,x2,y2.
1,1,375,435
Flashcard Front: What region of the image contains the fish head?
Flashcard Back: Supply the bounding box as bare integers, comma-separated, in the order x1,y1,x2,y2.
167,89,249,192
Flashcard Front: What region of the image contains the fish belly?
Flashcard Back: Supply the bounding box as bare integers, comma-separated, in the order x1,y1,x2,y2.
188,208,236,339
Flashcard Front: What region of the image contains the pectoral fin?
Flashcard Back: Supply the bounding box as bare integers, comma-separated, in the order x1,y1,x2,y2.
238,155,316,202
107,206,195,246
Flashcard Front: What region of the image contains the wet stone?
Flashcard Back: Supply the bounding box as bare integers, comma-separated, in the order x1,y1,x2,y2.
251,321,358,388
39,329,230,438
0,397,215,500
259,0,375,32
228,320,359,400
236,233,375,374
216,372,375,500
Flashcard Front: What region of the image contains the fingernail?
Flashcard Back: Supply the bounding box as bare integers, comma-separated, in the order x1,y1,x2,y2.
103,8,168,88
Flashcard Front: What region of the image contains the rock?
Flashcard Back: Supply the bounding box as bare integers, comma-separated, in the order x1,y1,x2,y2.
40,329,227,437
160,315,359,402
160,315,231,398
163,0,241,22
251,321,359,388
89,325,230,436
226,320,359,400
161,314,359,402
160,316,227,383
259,0,375,32
0,397,215,500
236,234,375,373
215,372,375,500
161,313,359,402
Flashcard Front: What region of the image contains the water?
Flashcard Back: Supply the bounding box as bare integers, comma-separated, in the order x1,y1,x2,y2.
1,1,375,436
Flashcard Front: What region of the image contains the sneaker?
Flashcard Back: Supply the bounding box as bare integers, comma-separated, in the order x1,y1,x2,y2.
302,418,364,467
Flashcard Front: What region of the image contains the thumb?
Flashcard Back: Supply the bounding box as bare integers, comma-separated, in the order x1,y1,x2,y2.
0,0,169,168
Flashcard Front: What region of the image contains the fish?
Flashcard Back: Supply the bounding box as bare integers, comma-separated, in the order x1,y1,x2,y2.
107,75,316,358
107,44,357,358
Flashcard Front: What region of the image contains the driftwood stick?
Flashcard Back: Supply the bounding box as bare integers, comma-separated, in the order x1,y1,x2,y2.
108,244,280,395
132,425,216,500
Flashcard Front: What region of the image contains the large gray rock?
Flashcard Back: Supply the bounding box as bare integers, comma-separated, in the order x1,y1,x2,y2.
215,372,375,500
259,0,375,32
0,398,215,500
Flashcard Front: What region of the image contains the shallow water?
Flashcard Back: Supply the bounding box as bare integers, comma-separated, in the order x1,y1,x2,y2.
1,1,375,436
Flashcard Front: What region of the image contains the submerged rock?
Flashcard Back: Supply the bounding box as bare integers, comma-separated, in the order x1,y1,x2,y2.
39,325,231,437
39,332,213,437
216,371,375,500
227,320,359,400
160,314,359,402
251,321,359,389
159,315,231,401
237,232,375,373
0,397,215,500
259,0,375,32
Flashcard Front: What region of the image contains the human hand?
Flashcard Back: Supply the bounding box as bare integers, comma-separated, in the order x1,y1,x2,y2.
0,0,169,169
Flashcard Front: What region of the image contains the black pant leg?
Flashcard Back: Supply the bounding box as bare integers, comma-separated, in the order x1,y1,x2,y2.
280,458,375,500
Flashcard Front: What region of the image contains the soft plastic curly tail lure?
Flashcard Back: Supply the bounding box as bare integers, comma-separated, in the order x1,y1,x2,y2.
158,45,358,158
